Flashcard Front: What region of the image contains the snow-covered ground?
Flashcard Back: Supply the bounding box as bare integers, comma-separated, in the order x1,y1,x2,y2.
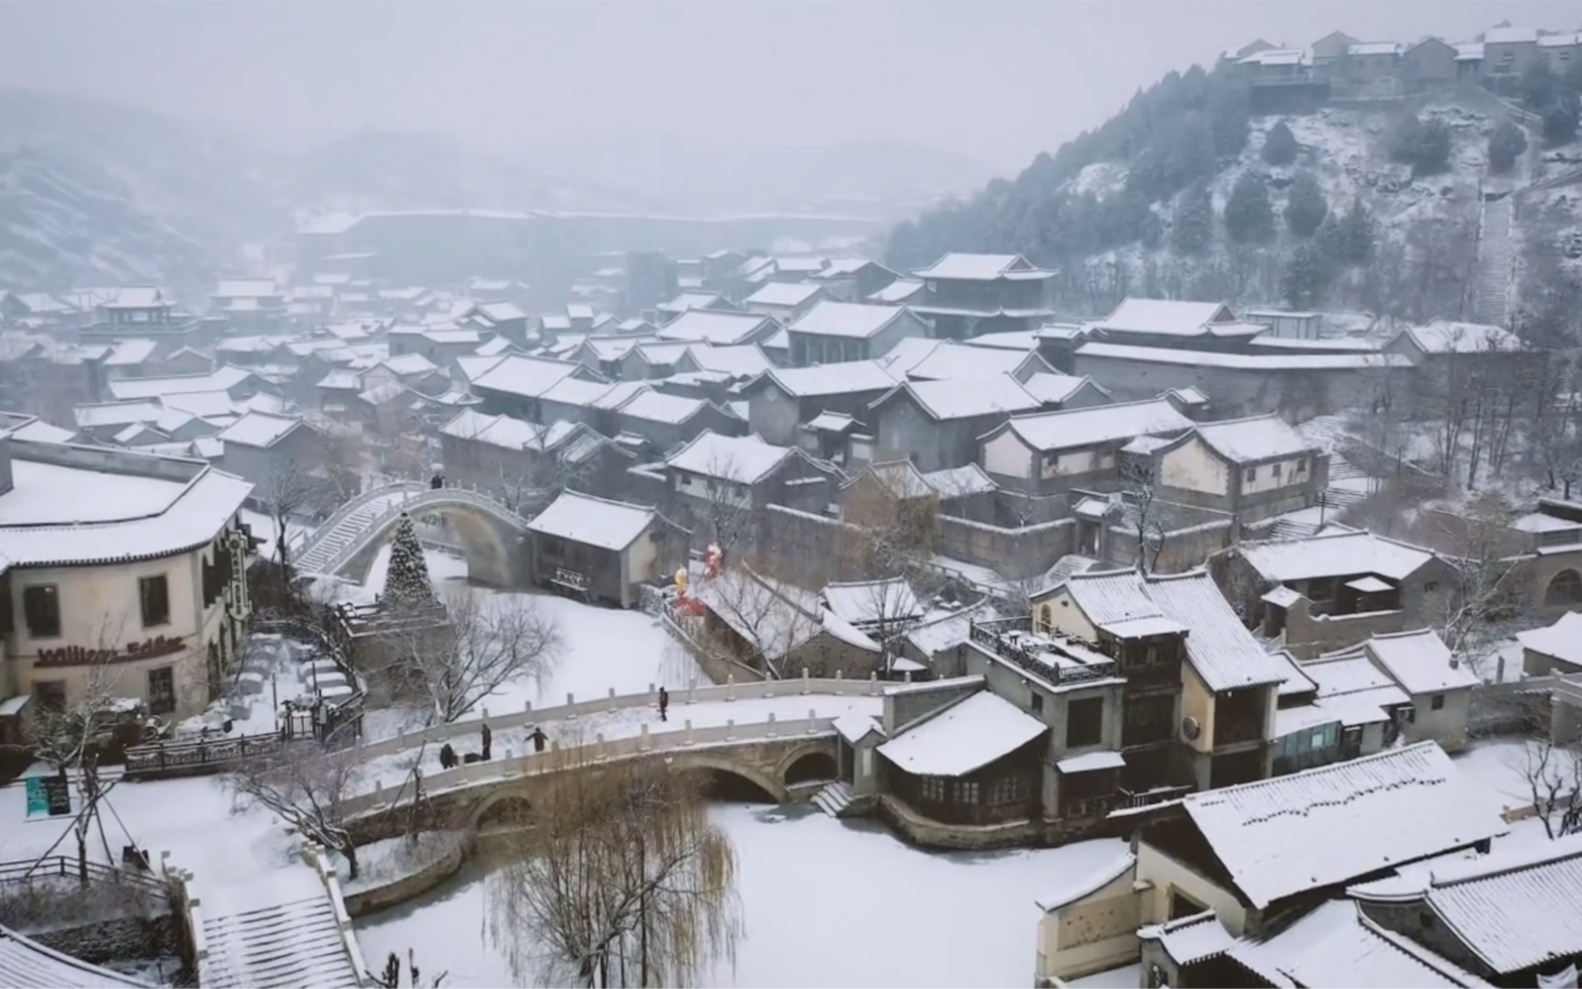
356,803,1127,988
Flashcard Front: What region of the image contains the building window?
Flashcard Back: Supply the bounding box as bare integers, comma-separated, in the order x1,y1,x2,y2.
1030,692,1045,714
23,585,61,639
34,680,67,712
1431,693,1446,711
1066,697,1105,748
920,777,946,803
1424,581,1439,593
148,667,176,715
1272,463,1283,479
1245,467,1257,483
989,777,1026,806
139,575,171,628
954,780,980,804
1296,457,1307,473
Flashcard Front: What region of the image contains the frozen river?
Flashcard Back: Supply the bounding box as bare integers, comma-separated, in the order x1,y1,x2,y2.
356,802,1126,988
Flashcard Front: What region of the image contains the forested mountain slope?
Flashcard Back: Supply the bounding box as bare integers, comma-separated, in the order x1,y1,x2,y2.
887,60,1582,333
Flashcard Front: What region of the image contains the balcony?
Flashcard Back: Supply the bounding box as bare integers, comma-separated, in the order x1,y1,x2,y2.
1215,715,1264,747
1117,784,1195,811
969,619,1119,687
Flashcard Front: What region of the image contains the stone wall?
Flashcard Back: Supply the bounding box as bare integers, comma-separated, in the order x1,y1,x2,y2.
29,913,180,966
1282,598,1411,659
1105,519,1234,574
883,676,983,736
343,834,469,918
877,793,1041,850
937,514,1075,579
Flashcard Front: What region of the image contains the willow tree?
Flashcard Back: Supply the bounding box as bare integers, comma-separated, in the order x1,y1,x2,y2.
489,757,742,987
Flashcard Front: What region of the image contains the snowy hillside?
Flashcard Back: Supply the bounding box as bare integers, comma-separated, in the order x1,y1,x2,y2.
889,66,1582,325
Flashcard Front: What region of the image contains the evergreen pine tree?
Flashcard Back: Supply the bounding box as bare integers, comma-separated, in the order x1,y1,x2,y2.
1281,243,1331,309
1337,199,1375,266
383,513,436,608
1170,183,1215,256
1541,89,1579,146
1283,171,1329,238
1487,120,1528,174
1261,120,1299,166
1223,170,1276,245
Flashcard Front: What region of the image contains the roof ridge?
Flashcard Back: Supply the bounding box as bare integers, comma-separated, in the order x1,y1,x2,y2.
1196,741,1442,805
1353,911,1487,986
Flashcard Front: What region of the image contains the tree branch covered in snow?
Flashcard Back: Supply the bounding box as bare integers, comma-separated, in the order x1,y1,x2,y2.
488,758,741,988
226,732,365,878
380,587,562,724
1518,735,1582,841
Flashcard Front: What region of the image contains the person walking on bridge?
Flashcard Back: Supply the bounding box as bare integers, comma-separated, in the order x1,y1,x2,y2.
658,686,670,722
530,725,548,753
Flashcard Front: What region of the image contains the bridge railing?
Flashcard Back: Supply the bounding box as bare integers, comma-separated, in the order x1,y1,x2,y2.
344,714,837,818
316,485,532,577
355,672,886,761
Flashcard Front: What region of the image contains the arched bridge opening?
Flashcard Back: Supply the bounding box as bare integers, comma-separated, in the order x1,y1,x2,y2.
782,751,838,786
340,502,529,590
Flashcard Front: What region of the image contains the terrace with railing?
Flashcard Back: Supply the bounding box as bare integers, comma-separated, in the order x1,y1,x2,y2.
968,618,1121,687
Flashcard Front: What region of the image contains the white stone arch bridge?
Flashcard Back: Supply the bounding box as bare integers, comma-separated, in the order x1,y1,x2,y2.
290,482,531,587
339,676,882,840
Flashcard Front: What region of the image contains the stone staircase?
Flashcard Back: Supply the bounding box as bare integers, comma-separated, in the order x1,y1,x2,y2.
292,485,423,576
1472,194,1515,328
1259,515,1323,540
197,868,362,989
1322,452,1371,511
811,781,855,818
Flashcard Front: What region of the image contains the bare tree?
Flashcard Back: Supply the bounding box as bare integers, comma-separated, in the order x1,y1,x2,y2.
226,734,365,878
367,949,447,989
1517,734,1582,840
1120,458,1173,575
258,457,329,575
382,587,563,724
848,577,922,677
696,566,818,679
1423,492,1530,679
489,759,742,988
701,454,756,556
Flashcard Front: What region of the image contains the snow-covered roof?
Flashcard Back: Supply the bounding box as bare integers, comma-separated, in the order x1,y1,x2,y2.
1239,529,1435,582
822,577,923,628
1516,611,1582,665
1194,414,1315,463
1057,750,1126,774
1364,629,1479,694
3,417,74,444
912,252,1052,281
1226,899,1482,989
756,361,898,399
833,711,885,745
102,286,169,309
745,281,822,308
0,442,251,567
1093,298,1251,338
1399,320,1521,355
882,337,1048,381
316,369,364,391
1303,654,1410,709
867,278,926,304
1485,25,1539,44
1178,742,1508,909
921,464,997,498
616,390,711,425
104,338,158,367
877,690,1047,777
1035,847,1137,913
1282,905,1488,988
876,374,1042,421
379,352,439,377
685,343,772,377
0,922,156,988
993,397,1193,453
658,291,728,314
73,400,165,429
526,490,656,551
1419,834,1582,974
216,412,302,449
1064,569,1289,690
690,568,825,663
849,459,933,500
665,431,793,484
961,329,1037,352
788,301,909,339
158,390,243,419
1137,910,1236,967
806,410,856,433
1021,372,1106,406
107,366,253,401
1455,41,1485,59
1348,41,1402,55
540,376,618,408
470,355,582,399
656,310,776,346
473,301,526,323
1077,340,1413,370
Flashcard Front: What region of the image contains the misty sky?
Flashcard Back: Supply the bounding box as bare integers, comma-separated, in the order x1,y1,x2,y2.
2,1,1577,170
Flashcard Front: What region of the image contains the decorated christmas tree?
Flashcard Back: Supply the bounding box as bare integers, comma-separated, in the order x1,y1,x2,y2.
383,513,437,608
